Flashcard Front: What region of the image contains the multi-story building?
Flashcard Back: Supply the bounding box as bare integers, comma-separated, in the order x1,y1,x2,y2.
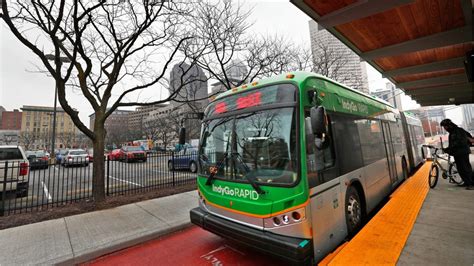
169,62,208,109
0,109,22,130
20,105,78,150
89,109,133,147
210,60,248,95
140,63,211,148
127,104,168,132
309,20,369,94
89,109,132,131
144,102,204,148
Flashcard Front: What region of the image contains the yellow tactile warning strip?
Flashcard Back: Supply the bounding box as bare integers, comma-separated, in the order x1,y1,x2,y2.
318,242,348,265
320,163,431,265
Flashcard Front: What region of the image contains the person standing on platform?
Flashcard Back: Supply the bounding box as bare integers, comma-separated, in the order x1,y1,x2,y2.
440,119,473,190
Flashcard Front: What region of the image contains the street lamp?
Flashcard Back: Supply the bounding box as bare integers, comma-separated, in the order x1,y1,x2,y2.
45,54,71,158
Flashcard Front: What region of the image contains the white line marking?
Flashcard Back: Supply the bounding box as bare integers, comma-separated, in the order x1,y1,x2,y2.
200,246,227,258
41,181,52,201
54,166,59,171
108,176,143,187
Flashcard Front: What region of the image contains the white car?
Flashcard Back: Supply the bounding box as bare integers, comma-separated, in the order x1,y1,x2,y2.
62,149,89,167
0,145,29,197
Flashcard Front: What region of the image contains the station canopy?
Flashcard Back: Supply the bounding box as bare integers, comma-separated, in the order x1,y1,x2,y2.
291,0,473,106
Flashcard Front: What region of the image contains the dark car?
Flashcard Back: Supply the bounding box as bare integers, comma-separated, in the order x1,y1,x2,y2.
168,147,198,173
25,151,49,170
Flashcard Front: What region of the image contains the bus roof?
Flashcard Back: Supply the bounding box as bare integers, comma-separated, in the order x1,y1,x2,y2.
211,71,397,118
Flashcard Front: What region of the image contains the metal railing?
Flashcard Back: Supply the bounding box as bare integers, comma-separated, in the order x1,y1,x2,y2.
0,151,197,216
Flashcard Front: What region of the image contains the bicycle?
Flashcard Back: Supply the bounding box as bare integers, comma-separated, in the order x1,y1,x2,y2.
423,145,464,188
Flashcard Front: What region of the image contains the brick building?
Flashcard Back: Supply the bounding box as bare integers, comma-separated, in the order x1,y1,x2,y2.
0,109,22,130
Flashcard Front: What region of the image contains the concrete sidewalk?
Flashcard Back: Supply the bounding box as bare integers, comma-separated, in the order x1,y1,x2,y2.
0,191,198,265
398,176,474,265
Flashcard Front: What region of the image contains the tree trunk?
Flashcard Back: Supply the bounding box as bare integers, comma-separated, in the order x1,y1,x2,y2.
92,123,106,202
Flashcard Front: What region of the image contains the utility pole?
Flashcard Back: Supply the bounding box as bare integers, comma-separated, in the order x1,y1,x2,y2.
45,54,71,158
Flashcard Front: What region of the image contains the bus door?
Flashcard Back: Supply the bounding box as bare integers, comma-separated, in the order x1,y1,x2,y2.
382,121,398,185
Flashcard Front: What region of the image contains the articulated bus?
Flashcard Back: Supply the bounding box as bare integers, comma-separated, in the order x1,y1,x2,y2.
190,72,424,264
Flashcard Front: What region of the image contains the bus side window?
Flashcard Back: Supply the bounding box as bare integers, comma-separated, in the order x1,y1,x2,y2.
332,114,364,175
305,110,336,187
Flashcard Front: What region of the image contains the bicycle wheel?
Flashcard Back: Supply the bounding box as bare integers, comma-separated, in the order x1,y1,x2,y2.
429,164,439,188
448,163,464,185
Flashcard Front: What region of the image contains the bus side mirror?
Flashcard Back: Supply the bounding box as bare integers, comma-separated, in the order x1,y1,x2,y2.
310,106,327,135
179,127,186,145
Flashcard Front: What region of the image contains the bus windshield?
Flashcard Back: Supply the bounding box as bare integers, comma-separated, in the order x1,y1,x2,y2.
199,107,297,186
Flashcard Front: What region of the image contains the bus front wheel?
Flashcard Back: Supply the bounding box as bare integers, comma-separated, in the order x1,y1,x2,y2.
345,186,362,236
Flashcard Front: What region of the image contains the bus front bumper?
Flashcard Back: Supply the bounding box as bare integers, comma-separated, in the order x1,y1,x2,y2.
190,207,313,264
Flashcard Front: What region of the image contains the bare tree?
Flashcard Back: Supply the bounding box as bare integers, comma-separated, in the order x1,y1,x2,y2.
58,132,76,148
75,132,91,149
1,1,205,201
142,118,162,143
183,1,293,91
19,131,37,151
286,42,365,90
38,131,50,150
143,115,176,149
105,123,141,148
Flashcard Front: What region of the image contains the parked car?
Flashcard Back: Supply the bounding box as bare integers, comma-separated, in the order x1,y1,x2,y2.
62,149,89,167
168,147,198,173
0,145,29,197
25,150,49,170
108,148,120,161
109,146,147,162
55,149,68,164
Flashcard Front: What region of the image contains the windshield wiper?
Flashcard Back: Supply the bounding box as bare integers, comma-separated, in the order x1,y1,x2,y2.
233,152,265,195
205,152,228,186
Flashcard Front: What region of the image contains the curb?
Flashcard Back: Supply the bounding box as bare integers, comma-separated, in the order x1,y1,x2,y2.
57,221,194,265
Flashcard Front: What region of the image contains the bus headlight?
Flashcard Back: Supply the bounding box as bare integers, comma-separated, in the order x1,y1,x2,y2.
265,207,306,228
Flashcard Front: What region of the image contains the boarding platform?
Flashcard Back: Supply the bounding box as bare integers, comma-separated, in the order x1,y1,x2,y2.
320,162,474,265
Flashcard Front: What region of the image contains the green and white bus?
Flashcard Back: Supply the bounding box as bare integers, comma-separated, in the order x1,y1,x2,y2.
190,72,424,264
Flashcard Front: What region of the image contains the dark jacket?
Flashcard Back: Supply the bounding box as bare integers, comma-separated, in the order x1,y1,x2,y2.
445,126,471,156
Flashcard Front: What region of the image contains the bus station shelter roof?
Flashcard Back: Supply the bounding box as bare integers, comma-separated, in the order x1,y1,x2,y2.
291,0,473,106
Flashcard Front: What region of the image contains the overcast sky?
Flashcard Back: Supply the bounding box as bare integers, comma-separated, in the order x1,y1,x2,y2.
0,0,463,125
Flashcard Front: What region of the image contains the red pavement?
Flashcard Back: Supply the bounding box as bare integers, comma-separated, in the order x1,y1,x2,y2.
86,226,286,266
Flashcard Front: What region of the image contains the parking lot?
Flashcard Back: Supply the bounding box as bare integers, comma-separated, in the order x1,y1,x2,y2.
1,153,196,215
